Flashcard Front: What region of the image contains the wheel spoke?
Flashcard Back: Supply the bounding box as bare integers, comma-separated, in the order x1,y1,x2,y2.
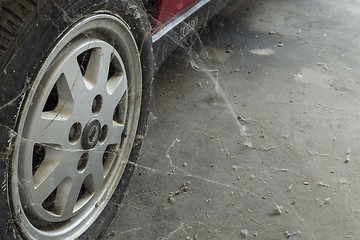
53,177,72,216
85,43,114,87
109,74,127,100
98,76,126,119
32,158,75,204
61,176,84,216
105,123,124,145
87,148,106,190
97,72,127,146
61,56,92,112
28,117,72,147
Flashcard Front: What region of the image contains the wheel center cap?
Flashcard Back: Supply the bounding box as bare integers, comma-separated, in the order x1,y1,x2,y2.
82,119,101,150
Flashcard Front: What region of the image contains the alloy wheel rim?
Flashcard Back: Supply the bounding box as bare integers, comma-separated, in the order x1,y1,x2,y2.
11,14,142,239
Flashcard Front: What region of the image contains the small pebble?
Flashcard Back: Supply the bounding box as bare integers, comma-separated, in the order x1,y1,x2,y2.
240,229,248,238
345,153,350,163
168,196,175,204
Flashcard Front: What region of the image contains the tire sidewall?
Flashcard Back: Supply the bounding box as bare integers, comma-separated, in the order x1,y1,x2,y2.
0,0,153,239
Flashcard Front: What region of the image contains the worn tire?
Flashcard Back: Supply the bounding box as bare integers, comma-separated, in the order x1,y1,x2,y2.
0,0,153,239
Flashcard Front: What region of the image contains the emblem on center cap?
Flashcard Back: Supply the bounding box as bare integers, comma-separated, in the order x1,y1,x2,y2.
82,119,101,150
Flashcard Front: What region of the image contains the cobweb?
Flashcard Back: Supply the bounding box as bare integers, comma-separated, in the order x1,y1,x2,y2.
2,0,360,239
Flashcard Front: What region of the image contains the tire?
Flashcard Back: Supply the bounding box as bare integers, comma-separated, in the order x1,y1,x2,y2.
0,1,153,239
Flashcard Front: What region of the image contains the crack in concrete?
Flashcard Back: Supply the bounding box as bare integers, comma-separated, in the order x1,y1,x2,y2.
157,223,184,240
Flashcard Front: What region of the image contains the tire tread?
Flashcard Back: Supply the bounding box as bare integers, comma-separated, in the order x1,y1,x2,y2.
0,0,36,67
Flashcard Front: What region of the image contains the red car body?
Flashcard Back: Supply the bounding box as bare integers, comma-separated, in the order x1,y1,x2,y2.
153,0,199,30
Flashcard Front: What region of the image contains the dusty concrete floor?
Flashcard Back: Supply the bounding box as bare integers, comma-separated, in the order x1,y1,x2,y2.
104,0,360,239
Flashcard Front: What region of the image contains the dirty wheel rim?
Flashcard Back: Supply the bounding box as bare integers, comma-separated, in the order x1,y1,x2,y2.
11,14,142,239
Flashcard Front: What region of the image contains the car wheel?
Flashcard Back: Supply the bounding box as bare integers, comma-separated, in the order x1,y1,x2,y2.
0,1,153,239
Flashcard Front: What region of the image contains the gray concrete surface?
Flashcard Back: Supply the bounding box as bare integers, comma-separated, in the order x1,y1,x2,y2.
104,0,360,239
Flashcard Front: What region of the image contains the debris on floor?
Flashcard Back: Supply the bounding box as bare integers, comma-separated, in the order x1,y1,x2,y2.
285,230,301,238
240,229,249,238
317,182,330,187
273,202,283,215
345,149,351,163
250,217,262,225
320,197,331,207
168,181,191,204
